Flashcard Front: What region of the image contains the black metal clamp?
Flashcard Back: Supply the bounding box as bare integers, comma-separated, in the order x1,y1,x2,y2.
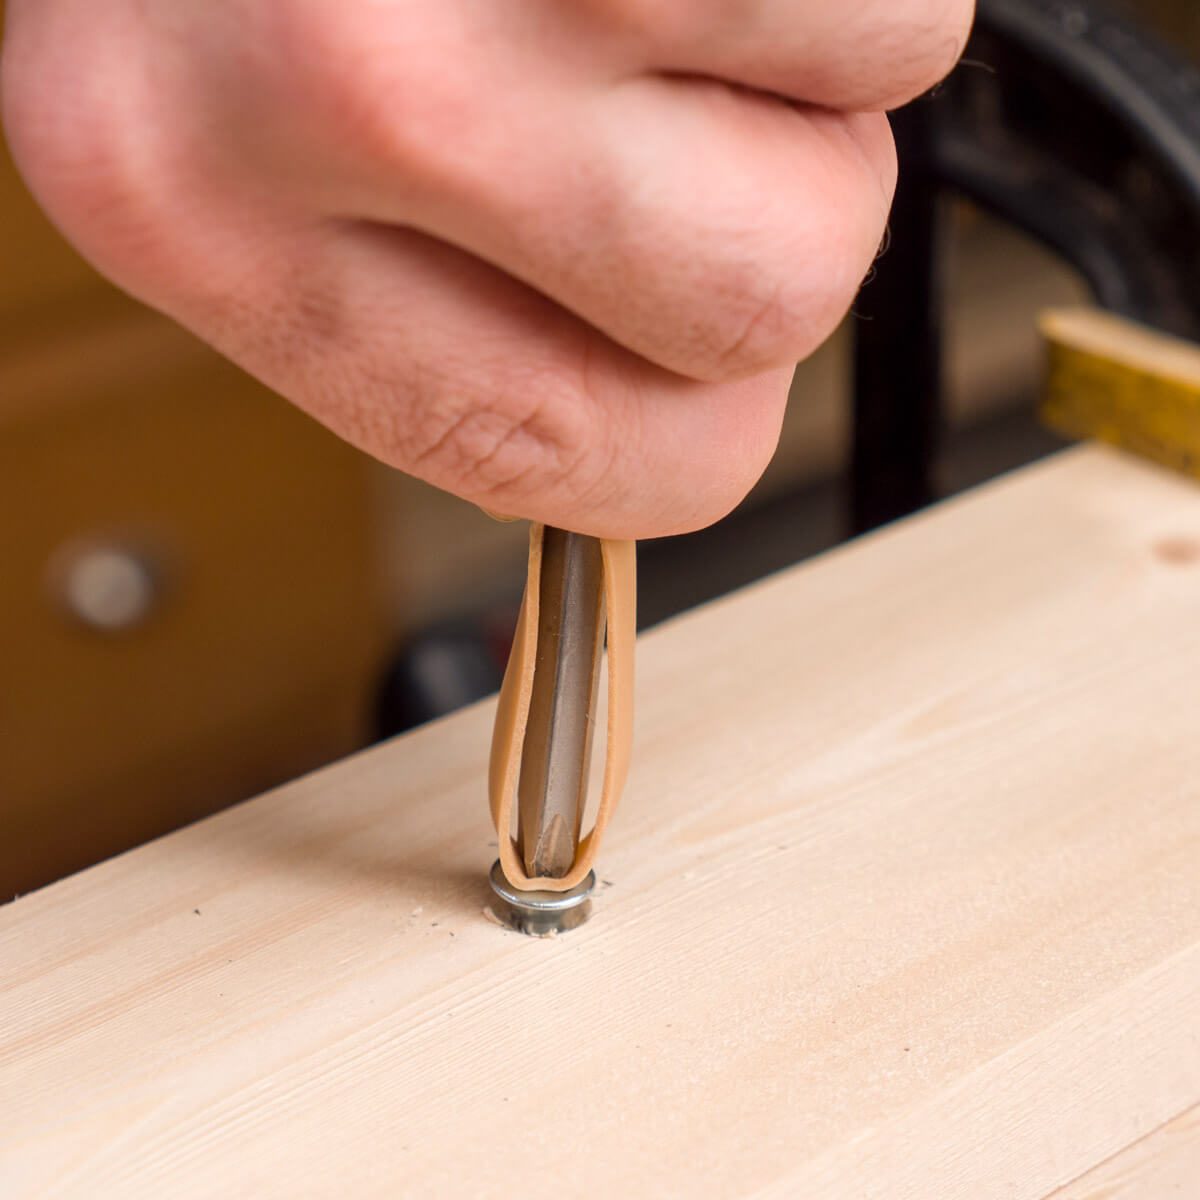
851,0,1200,532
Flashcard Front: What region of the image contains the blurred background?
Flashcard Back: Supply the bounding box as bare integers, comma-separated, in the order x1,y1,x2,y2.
2,0,1197,898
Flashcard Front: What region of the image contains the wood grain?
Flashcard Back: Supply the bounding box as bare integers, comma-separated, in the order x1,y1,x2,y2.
3,445,1200,1199
1051,1107,1200,1198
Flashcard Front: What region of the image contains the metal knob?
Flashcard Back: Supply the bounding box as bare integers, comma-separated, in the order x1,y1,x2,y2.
56,545,160,633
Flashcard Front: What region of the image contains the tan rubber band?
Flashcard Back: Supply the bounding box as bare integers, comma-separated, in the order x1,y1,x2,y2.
488,526,636,892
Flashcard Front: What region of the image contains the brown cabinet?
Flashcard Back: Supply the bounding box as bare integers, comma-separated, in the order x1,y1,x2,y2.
1,136,386,897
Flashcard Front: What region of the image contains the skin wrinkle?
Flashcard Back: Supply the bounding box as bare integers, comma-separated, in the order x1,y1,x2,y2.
252,225,796,529
408,402,568,499
355,290,602,506
406,406,490,474
456,388,597,511
452,415,549,498
233,217,617,516
712,275,790,378
471,413,591,505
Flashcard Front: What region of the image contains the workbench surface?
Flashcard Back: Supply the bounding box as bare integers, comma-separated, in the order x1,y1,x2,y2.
3,445,1199,1199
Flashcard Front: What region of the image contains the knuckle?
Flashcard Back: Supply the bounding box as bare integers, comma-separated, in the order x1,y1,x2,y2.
2,25,173,274
391,380,594,509
277,3,481,194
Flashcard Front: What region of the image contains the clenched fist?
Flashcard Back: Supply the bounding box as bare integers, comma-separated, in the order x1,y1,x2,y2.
2,0,972,536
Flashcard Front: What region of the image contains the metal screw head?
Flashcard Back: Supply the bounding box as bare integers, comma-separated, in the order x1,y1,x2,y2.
487,859,595,937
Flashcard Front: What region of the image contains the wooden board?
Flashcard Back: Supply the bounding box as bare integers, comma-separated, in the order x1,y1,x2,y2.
1051,1106,1200,1198
3,444,1200,1199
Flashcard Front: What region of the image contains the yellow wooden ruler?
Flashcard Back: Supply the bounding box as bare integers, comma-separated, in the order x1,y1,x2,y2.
1040,306,1200,480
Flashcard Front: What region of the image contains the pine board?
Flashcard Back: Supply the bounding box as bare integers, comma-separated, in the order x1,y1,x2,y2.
1051,1106,1200,1198
3,445,1200,1198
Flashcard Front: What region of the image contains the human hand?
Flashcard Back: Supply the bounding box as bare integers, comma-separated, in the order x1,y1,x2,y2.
2,0,972,537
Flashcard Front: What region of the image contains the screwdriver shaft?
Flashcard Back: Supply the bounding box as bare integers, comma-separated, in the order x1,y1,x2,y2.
517,528,606,879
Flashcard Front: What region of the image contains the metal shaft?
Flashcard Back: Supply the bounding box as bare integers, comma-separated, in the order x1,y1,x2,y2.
516,528,606,879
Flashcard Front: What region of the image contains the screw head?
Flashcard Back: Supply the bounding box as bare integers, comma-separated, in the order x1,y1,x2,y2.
487,859,595,937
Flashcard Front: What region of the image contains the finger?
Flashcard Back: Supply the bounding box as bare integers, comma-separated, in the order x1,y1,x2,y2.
183,218,795,539
1,5,791,538
310,73,896,384
589,0,977,111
